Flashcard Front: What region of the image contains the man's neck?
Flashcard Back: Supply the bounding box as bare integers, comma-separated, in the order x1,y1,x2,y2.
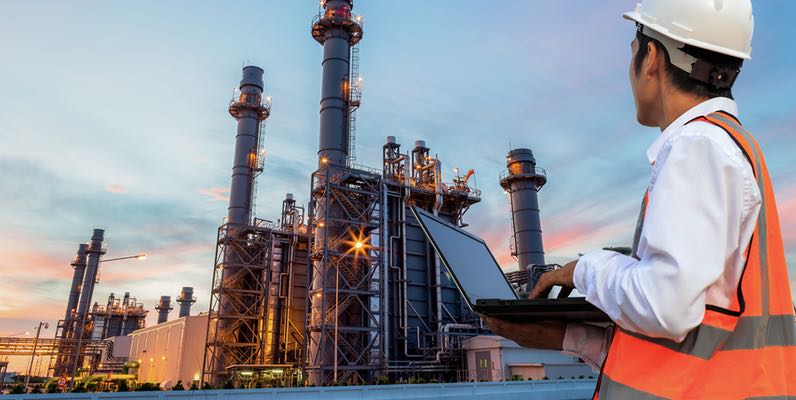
659,91,709,132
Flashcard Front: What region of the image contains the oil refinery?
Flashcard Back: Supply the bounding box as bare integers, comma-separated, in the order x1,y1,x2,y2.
0,1,593,392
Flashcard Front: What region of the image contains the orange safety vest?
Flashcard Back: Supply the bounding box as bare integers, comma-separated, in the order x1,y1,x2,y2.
594,111,796,399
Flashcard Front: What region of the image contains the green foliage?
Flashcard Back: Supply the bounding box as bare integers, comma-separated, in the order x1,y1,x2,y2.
375,375,391,385
70,382,87,393
30,385,42,394
46,382,59,393
10,384,25,394
202,382,213,390
86,382,98,392
579,375,585,379
222,379,234,389
135,382,161,391
118,379,130,392
542,376,549,380
189,382,199,390
172,381,185,391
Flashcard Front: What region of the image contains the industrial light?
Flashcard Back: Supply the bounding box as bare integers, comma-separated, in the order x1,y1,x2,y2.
136,255,147,261
354,241,364,250
240,370,254,376
161,356,166,361
149,358,154,362
321,157,328,164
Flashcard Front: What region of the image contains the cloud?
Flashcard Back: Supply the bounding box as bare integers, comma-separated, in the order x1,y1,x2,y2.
105,184,126,194
197,187,230,202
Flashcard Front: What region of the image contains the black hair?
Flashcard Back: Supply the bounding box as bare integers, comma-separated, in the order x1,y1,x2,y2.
634,27,743,99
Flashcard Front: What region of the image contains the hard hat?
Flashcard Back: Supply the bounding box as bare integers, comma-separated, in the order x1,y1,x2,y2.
623,0,754,60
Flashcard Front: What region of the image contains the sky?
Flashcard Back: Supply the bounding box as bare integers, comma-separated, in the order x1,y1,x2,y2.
0,1,794,372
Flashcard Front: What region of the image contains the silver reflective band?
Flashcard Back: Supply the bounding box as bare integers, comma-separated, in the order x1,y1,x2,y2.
709,113,771,316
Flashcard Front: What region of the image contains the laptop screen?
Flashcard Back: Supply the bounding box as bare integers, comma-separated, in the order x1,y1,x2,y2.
413,207,518,307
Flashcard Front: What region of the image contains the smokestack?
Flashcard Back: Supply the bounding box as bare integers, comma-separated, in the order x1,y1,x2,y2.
500,148,547,273
62,243,89,338
176,287,195,318
309,0,364,386
227,65,270,226
73,229,106,338
313,0,362,167
155,296,173,324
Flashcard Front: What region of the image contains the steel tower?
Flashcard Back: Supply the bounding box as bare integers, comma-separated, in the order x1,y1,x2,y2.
306,0,386,386
500,148,547,272
204,66,272,385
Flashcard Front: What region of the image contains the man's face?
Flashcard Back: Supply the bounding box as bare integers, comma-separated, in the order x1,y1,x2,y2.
629,37,660,127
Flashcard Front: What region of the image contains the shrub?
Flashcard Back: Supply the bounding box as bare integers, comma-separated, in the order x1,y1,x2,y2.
46,382,59,393
190,382,199,390
118,379,130,392
71,382,87,393
136,382,161,391
10,384,25,394
172,381,185,390
542,376,549,380
202,382,213,390
376,375,391,385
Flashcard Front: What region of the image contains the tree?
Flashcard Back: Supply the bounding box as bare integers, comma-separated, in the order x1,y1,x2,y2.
172,381,185,391
10,384,25,394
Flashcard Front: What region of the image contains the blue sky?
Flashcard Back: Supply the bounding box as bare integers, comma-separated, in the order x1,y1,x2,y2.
0,1,794,361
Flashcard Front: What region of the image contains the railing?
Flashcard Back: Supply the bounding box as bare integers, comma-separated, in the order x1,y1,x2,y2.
498,167,547,182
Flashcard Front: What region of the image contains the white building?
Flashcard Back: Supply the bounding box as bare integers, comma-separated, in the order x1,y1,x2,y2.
462,335,593,382
127,314,208,388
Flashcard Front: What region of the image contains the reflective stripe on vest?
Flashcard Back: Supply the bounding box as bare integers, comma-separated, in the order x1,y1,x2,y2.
594,112,796,399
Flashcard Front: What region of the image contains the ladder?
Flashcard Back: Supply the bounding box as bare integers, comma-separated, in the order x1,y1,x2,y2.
348,45,361,164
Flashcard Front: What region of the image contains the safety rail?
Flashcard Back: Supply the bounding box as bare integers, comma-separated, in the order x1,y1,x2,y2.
498,167,547,181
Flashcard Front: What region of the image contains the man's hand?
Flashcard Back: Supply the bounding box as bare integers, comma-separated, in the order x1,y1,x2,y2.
482,316,565,350
529,260,578,299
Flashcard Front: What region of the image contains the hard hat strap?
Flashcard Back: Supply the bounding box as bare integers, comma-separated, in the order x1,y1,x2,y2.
641,25,739,89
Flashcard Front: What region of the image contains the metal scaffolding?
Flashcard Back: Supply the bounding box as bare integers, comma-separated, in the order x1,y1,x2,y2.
305,164,386,385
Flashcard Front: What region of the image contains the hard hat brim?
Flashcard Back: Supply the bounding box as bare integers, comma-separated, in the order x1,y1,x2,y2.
622,8,751,59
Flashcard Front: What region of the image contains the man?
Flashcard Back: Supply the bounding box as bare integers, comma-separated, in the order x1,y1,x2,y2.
485,1,795,398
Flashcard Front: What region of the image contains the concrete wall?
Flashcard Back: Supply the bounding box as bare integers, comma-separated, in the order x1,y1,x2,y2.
3,380,597,400
128,315,208,388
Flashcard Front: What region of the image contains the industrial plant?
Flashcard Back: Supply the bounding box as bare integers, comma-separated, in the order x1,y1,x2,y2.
0,0,589,392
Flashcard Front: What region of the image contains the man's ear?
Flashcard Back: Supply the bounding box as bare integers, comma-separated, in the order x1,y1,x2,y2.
646,41,666,82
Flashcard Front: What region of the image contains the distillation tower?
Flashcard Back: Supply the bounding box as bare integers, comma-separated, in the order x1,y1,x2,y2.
203,67,310,387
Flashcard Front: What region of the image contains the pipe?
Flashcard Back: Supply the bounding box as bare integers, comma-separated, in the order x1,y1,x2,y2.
431,158,444,334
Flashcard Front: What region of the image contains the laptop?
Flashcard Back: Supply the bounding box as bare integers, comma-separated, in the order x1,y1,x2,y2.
411,206,609,323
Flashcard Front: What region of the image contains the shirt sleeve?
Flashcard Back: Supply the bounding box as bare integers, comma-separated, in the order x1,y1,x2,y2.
573,134,747,342
562,323,613,370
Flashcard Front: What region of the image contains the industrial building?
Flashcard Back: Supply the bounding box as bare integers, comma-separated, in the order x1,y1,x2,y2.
128,314,209,388
199,0,569,389
0,0,586,391
461,336,592,382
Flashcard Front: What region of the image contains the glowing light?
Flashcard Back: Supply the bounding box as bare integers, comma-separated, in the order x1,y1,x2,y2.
321,157,328,164
136,255,147,261
317,221,325,228
266,96,272,102
161,356,166,361
240,370,254,376
149,358,154,363
354,241,364,249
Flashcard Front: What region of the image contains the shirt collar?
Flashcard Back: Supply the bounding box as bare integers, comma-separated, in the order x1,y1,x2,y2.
645,97,739,164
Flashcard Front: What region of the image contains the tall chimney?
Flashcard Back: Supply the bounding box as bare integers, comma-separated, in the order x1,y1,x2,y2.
155,296,173,324
176,287,195,318
73,229,106,338
500,149,547,273
62,243,89,339
226,65,270,226
309,0,364,386
312,0,362,167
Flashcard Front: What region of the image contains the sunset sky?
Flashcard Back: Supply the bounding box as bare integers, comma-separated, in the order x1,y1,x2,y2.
1,1,794,372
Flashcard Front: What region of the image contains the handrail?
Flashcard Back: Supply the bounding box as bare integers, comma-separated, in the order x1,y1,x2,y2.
499,167,547,181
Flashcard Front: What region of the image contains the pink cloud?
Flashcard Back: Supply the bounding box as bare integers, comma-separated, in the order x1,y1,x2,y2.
197,187,230,202
105,184,126,194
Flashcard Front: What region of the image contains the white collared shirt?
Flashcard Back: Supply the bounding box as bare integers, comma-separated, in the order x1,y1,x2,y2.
562,97,762,369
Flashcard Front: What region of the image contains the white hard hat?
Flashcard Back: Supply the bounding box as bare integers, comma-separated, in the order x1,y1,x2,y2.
623,0,754,60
